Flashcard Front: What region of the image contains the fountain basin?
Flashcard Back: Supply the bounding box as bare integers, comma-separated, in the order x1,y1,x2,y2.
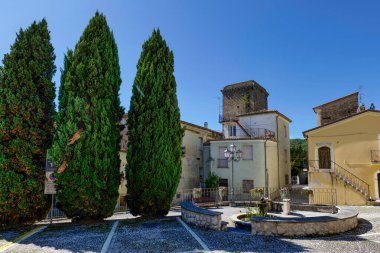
250,206,358,237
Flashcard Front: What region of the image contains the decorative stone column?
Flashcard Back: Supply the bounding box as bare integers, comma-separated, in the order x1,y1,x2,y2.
282,199,290,215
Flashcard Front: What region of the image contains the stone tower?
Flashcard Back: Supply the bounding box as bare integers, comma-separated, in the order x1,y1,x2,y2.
221,80,268,122
313,92,359,126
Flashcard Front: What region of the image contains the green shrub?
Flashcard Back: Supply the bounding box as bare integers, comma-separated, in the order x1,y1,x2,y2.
205,173,220,188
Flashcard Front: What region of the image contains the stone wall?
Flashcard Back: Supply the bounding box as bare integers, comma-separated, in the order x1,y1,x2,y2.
271,202,336,213
316,93,358,126
251,206,358,237
222,81,268,122
181,202,222,230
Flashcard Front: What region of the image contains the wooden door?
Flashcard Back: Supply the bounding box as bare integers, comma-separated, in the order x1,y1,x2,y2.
318,147,331,169
377,173,380,198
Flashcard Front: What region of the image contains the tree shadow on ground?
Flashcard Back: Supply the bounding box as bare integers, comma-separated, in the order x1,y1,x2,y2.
8,221,113,252
0,224,39,247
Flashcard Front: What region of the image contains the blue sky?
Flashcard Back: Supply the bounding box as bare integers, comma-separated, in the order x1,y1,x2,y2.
0,0,379,138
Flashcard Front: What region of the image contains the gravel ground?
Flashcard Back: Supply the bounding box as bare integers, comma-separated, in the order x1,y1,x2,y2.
4,206,380,252
108,217,202,253
6,222,112,253
191,206,380,253
0,225,37,247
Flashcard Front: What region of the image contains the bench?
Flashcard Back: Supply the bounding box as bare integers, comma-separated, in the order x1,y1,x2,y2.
180,201,226,230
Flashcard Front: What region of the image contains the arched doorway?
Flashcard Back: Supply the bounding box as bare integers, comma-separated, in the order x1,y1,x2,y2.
318,146,331,169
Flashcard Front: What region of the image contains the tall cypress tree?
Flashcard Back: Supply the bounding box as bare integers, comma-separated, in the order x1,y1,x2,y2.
0,20,56,225
126,29,183,217
50,12,122,220
0,66,3,83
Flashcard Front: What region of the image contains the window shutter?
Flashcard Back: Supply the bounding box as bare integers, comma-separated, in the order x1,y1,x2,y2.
243,145,253,160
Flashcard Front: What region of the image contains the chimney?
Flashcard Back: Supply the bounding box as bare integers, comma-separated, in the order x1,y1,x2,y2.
314,108,322,127
204,122,208,128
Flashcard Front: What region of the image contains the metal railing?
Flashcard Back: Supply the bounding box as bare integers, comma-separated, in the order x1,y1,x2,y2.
172,187,281,207
308,160,370,198
172,188,226,207
309,188,337,206
331,160,370,197
224,127,276,141
280,187,337,205
45,195,129,220
114,195,128,212
371,150,380,163
47,207,66,219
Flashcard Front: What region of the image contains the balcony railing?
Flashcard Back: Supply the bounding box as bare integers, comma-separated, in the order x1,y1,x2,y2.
371,150,380,163
225,127,276,141
217,158,229,168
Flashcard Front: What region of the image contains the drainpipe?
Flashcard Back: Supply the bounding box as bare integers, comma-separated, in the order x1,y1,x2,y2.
264,139,268,198
276,115,280,189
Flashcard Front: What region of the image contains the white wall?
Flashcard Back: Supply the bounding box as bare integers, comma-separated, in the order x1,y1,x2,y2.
209,140,267,189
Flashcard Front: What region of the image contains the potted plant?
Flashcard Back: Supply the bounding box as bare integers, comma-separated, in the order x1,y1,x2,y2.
249,188,264,200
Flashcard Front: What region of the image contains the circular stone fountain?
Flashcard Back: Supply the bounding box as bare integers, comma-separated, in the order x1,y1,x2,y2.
231,206,358,237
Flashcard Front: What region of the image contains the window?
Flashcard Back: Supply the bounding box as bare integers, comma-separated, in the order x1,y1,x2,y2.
219,146,227,159
242,180,254,193
284,149,288,164
228,125,237,137
284,125,287,138
219,178,228,187
218,146,228,168
242,145,253,160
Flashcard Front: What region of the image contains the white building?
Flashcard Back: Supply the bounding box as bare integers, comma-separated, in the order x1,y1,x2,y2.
206,81,291,194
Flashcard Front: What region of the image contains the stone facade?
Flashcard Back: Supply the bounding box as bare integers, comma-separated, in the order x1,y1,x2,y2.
221,80,268,122
181,202,222,230
314,92,358,126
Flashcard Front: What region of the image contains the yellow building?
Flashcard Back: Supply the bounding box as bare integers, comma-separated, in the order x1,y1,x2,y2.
304,109,380,205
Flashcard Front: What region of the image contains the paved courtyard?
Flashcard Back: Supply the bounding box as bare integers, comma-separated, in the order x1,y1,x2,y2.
0,206,379,252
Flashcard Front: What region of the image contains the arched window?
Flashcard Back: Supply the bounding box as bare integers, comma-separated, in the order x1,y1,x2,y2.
318,146,331,169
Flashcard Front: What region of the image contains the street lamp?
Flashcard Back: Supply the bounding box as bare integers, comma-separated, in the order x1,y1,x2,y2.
224,144,242,205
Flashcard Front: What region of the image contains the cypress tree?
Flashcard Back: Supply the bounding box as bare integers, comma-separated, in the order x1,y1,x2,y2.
57,49,73,113
0,66,3,83
0,20,56,225
50,12,122,220
126,29,183,217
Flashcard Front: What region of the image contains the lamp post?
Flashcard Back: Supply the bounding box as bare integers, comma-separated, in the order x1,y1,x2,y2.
224,144,242,205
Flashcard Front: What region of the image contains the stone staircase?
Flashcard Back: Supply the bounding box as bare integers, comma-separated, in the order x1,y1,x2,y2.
330,161,371,200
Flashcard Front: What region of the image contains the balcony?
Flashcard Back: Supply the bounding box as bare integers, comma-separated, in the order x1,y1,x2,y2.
225,127,276,141
217,159,229,168
371,150,380,163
